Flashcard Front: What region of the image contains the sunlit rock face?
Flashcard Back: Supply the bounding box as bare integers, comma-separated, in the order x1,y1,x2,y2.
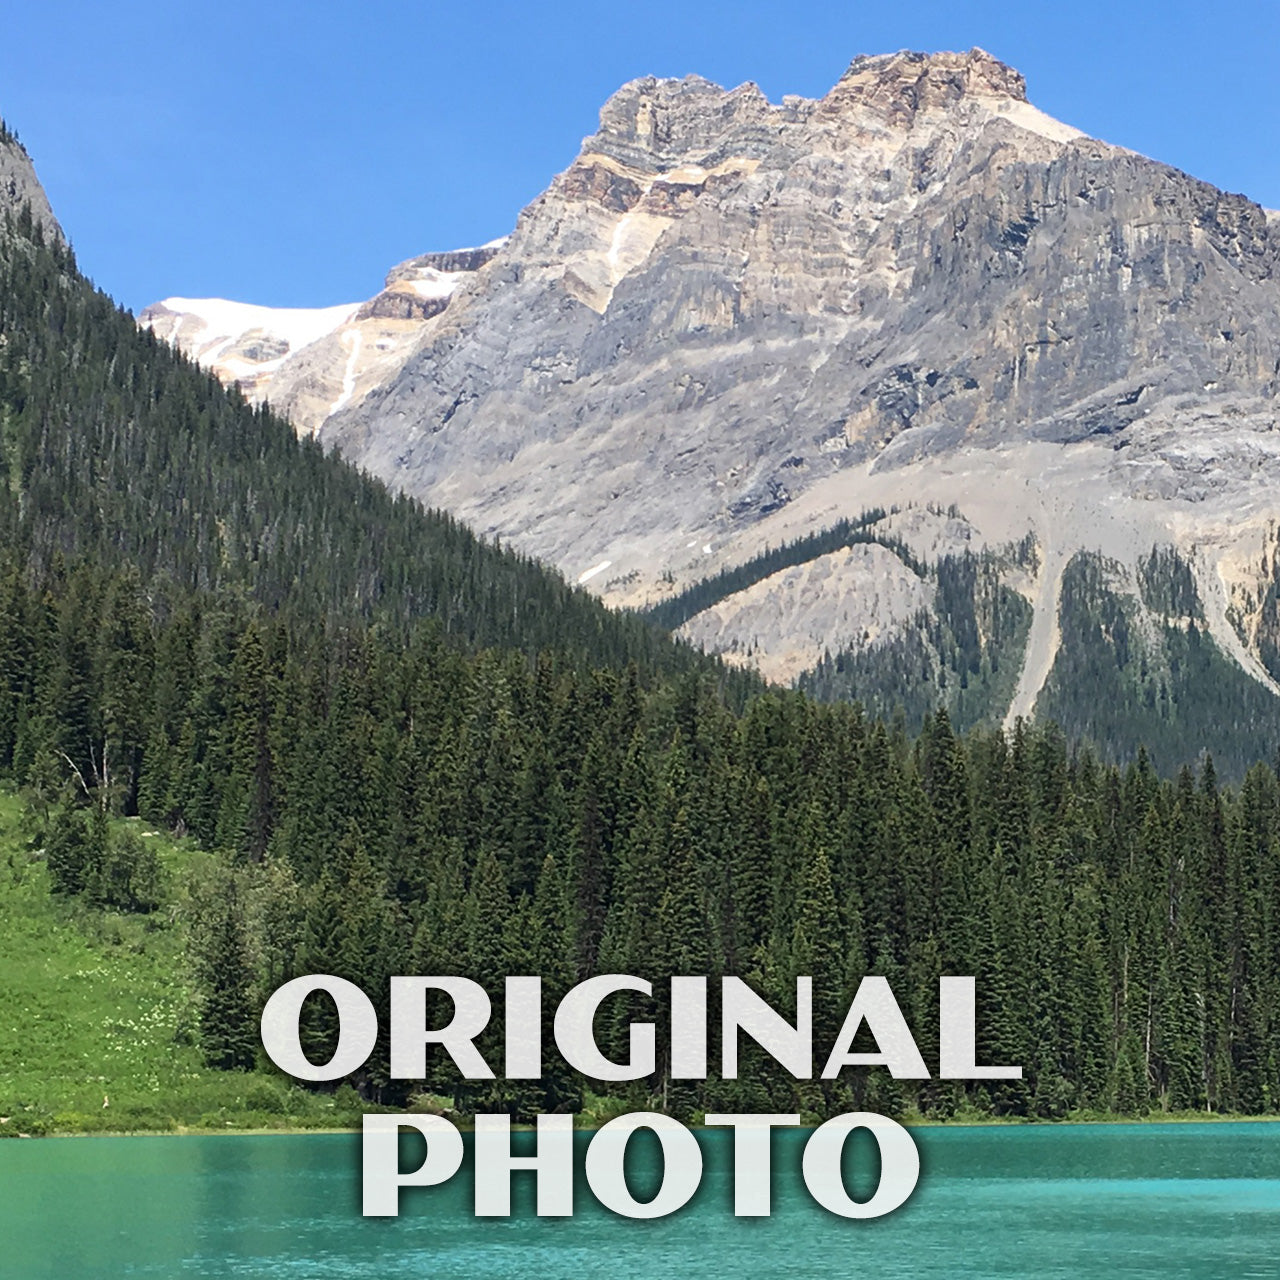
145,52,1280,714
0,128,62,241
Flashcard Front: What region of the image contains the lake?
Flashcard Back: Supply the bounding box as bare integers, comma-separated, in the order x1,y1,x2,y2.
3,1122,1279,1278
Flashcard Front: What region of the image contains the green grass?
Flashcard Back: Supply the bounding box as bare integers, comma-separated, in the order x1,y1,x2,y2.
0,789,359,1136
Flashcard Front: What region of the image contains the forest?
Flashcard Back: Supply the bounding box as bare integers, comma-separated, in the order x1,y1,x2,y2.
1036,550,1280,777
799,544,1034,736
3,187,1280,1127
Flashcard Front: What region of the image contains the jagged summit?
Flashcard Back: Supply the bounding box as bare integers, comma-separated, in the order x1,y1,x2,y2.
592,50,1036,168
831,47,1028,107
591,75,782,171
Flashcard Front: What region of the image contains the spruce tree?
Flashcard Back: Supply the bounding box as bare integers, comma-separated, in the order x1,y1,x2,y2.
195,876,258,1071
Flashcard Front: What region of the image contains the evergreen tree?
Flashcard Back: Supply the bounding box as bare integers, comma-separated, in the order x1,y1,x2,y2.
194,875,258,1071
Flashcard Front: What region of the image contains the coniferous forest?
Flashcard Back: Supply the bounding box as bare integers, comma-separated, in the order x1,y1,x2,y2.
4,183,1280,1127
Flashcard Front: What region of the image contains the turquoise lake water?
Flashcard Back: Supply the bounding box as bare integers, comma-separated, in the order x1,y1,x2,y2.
3,1122,1279,1278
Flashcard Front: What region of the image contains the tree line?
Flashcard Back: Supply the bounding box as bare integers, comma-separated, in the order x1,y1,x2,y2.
11,557,1280,1122
643,507,921,632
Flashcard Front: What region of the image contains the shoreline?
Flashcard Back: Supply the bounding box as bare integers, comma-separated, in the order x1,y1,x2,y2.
25,1110,1280,1140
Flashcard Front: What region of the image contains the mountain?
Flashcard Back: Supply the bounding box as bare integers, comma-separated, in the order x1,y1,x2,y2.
139,241,506,428
0,145,735,692
145,50,1280,771
7,96,1280,1134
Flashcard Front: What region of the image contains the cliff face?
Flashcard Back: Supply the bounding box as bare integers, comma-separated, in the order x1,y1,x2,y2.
145,51,1280,730
323,50,1278,551
0,125,62,241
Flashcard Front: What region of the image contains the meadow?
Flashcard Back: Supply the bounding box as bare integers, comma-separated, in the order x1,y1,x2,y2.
0,788,360,1135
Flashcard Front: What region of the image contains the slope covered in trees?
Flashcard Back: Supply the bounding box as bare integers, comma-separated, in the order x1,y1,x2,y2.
0,203,744,685
0,786,366,1134
799,546,1034,734
1037,552,1280,778
3,166,1280,1132
15,566,1280,1124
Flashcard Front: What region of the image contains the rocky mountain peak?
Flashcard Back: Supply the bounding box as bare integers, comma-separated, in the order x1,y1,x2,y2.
826,47,1028,121
591,74,781,172
137,53,1280,741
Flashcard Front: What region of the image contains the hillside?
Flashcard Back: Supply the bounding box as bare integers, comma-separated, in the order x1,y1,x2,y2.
0,156,737,687
0,788,366,1133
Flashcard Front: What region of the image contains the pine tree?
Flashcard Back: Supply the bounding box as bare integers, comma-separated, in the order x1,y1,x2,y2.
195,875,258,1071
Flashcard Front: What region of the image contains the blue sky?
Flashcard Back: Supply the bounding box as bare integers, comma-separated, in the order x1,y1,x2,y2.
2,1,1276,313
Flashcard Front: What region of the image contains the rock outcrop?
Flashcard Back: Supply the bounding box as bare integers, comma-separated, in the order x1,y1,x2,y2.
0,123,62,241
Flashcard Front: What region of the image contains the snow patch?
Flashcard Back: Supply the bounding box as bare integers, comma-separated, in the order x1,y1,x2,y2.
150,297,360,361
991,99,1085,145
446,235,510,253
405,269,466,301
577,559,612,584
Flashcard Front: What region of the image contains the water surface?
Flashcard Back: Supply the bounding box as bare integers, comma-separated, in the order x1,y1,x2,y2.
4,1122,1279,1278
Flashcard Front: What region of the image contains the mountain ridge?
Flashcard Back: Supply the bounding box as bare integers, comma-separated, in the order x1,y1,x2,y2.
0,122,62,242
137,51,1280,757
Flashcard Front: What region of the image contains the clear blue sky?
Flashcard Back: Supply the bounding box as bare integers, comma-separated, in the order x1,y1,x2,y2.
2,0,1276,313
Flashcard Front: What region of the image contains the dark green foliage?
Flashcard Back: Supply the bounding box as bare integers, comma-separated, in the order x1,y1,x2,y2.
193,874,259,1071
85,823,164,912
1138,545,1203,620
15,549,1280,1120
42,799,163,911
799,549,1033,733
1039,553,1280,777
43,802,94,897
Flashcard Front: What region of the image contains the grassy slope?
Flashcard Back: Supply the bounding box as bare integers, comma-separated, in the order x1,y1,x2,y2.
0,789,360,1135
